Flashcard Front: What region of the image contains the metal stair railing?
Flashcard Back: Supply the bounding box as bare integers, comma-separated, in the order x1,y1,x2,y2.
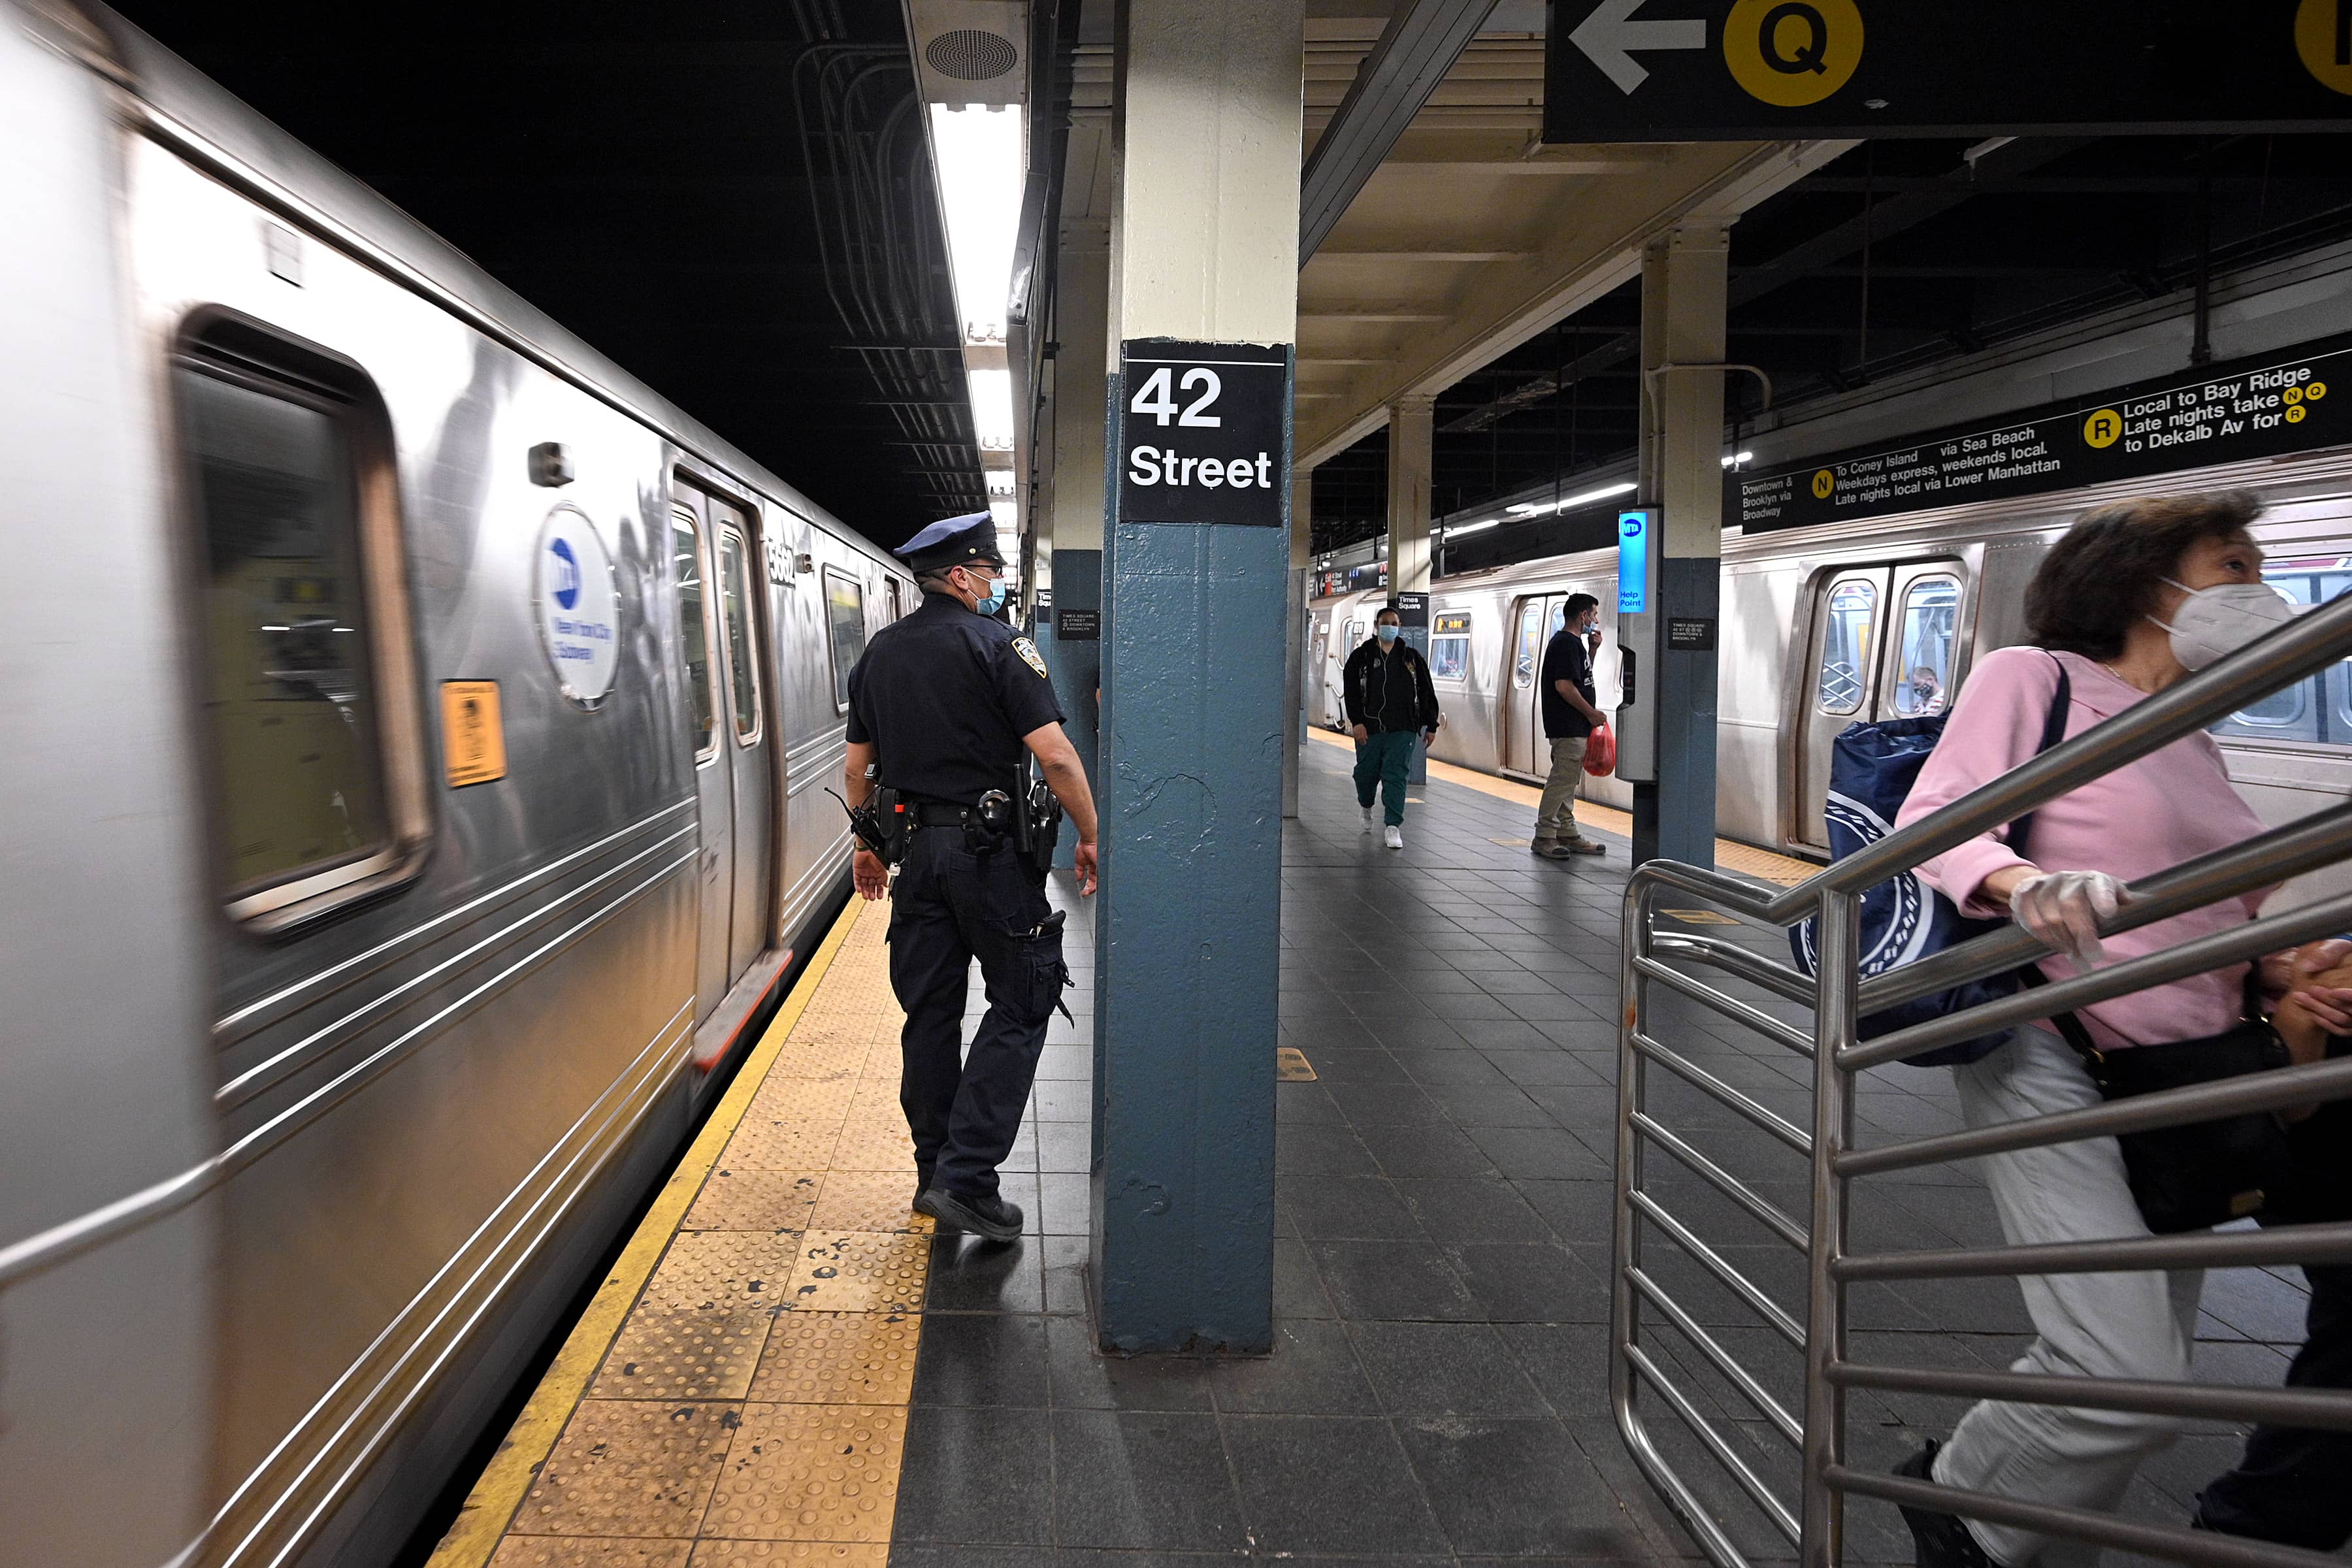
1612,589,2352,1568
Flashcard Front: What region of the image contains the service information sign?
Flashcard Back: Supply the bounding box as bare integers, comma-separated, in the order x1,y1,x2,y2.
1117,339,1291,527
1546,0,2352,142
1731,333,2352,535
1618,508,1655,613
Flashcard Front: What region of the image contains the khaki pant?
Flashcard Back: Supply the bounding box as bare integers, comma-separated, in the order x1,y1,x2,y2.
1533,735,1590,845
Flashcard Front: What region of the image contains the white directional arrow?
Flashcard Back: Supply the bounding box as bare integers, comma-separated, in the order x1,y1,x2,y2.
1569,0,1706,95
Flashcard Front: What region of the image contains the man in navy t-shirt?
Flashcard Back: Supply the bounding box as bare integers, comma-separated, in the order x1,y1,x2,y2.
1533,593,1608,858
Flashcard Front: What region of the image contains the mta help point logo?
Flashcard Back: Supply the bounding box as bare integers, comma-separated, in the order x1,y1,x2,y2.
549,537,581,610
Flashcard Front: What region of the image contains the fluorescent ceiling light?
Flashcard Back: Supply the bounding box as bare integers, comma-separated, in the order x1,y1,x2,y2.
1720,450,1755,468
1560,480,1639,510
988,498,1018,535
929,104,1024,346
985,470,1015,497
1444,518,1501,540
968,368,1015,451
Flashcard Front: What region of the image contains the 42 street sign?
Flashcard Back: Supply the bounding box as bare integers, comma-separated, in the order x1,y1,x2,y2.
1546,0,2352,142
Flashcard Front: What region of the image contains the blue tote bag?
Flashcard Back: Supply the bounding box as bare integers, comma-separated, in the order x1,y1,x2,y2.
1789,659,2070,1066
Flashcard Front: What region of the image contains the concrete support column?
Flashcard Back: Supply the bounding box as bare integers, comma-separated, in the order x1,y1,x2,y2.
1043,221,1111,867
1092,0,1303,1354
1632,222,1728,868
1384,393,1434,594
1283,463,1313,820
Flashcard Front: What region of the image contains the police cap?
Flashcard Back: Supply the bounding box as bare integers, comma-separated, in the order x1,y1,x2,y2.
896,512,1007,575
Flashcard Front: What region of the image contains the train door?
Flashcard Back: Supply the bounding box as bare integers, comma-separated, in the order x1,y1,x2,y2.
672,497,732,1022
1309,616,1329,725
712,500,776,983
1505,595,1570,776
1795,563,1963,851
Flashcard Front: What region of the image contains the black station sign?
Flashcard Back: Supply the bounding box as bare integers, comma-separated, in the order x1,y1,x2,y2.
1546,1,2352,142
1667,617,1718,651
1117,339,1290,527
1055,608,1100,640
1731,332,2352,534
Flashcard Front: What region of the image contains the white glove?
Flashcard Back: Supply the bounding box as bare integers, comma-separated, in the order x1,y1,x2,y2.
2010,870,2129,966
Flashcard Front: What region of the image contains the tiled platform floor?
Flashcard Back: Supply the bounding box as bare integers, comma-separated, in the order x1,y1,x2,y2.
436,737,2323,1568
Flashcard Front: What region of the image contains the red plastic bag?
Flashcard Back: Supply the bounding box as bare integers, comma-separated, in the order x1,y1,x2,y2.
1582,721,1616,777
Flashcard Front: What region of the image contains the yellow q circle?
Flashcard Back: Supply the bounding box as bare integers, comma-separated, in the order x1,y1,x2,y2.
1725,0,1865,107
2082,409,2124,449
2295,0,2352,95
1812,469,1837,498
2309,382,2329,400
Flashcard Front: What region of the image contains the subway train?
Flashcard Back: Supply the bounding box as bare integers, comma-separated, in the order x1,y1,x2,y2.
1313,446,2352,904
2,6,911,1565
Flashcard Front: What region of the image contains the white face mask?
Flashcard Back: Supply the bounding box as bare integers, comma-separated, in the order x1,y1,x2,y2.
2146,576,2294,672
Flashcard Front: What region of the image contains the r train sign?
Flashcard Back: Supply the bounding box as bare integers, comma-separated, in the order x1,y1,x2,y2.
1733,331,2352,534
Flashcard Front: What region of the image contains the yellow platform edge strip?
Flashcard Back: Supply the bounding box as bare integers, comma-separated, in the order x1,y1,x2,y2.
1305,725,1816,885
426,894,866,1568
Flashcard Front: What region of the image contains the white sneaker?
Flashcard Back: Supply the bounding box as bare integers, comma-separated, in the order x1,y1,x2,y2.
1362,804,1375,834
1382,825,1403,850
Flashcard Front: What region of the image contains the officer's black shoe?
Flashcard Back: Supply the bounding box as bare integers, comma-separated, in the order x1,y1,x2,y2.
912,1168,934,1213
1893,1441,1995,1568
916,1186,1023,1243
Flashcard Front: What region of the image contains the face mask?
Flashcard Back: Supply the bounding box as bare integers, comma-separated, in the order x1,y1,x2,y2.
963,572,1005,617
2146,577,2293,672
1376,625,1399,645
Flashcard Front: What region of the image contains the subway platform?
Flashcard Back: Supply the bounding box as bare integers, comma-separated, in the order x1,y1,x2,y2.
428,737,2317,1568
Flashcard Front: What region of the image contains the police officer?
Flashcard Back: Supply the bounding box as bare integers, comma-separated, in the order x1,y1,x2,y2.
842,513,1100,1243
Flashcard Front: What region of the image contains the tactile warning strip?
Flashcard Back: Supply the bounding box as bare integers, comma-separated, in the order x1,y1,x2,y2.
1306,726,1820,886
433,896,928,1568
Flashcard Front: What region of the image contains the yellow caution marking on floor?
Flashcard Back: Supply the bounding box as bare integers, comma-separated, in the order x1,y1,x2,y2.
430,895,873,1568
1305,725,1819,885
1277,1046,1318,1081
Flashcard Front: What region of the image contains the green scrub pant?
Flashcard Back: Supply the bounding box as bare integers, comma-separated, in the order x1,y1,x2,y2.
1352,729,1416,826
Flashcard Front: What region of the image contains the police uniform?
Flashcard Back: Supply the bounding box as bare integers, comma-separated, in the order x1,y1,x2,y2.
845,514,1070,1211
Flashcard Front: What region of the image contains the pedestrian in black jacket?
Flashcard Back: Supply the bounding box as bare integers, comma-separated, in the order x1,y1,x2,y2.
1342,604,1442,849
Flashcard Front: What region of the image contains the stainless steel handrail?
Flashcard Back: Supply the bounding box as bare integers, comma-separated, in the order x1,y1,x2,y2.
1611,602,2352,1568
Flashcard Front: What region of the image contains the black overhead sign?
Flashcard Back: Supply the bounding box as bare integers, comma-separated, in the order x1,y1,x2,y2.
1117,339,1290,527
1546,1,2352,142
1730,333,2352,534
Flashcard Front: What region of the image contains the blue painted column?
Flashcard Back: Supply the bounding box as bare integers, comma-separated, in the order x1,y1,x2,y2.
1090,0,1302,1356
1629,223,1729,868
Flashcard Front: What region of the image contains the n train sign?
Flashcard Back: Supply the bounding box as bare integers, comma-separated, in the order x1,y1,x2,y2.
1547,1,2352,142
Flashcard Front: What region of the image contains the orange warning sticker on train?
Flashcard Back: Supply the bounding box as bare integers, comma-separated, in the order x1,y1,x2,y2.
442,681,507,787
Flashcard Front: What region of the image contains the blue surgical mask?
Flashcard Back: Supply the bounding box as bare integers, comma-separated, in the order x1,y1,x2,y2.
963,570,1005,617
1376,625,1399,645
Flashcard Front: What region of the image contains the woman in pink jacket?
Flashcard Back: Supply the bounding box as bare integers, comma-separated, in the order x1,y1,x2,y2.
1886,491,2351,1568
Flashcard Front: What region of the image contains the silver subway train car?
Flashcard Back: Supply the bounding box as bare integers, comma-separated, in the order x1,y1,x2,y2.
2,6,907,1564
1314,447,2352,904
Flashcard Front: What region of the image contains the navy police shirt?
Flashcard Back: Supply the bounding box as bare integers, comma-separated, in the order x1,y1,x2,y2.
845,591,1066,805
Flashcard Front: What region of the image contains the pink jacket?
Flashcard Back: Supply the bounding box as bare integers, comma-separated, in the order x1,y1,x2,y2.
1894,645,2270,1051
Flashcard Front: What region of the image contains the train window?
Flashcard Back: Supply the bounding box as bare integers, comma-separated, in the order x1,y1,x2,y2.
176,329,425,928
1816,579,1878,715
2213,570,2322,742
672,511,715,757
719,527,763,744
1513,603,1542,689
823,567,866,711
1430,636,1469,680
1891,576,1958,717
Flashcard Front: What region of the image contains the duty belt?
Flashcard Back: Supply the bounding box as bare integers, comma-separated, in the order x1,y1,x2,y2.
901,795,979,829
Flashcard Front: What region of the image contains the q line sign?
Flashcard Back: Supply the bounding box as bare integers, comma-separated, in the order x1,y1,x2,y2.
1546,1,2352,141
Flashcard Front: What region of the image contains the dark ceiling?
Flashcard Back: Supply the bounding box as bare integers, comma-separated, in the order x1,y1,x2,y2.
108,0,979,555
1311,131,2352,555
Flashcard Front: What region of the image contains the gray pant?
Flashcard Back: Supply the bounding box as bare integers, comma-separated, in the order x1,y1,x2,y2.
1534,734,1591,843
1937,1026,2204,1567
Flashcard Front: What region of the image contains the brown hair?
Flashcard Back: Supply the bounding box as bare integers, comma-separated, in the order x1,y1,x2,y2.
2025,491,2262,659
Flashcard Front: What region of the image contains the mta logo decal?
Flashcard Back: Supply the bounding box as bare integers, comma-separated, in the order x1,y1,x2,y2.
549,537,581,610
